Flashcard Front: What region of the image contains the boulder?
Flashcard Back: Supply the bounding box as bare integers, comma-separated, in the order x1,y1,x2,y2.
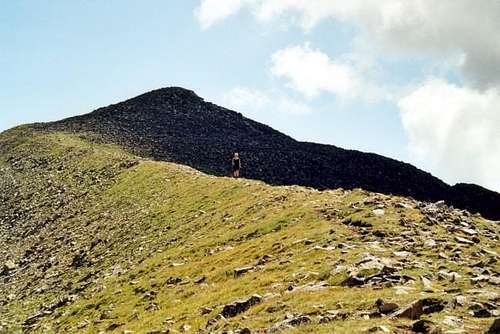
390,298,445,320
486,318,500,334
424,239,437,248
221,295,262,318
238,328,251,334
412,320,442,333
234,266,254,277
1,260,16,276
390,300,423,320
375,299,399,315
455,236,474,245
270,314,311,332
367,325,390,333
341,275,365,287
450,295,467,308
165,276,183,285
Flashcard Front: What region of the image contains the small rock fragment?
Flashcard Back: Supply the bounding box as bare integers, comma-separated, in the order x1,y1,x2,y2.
341,275,365,287
234,266,254,277
412,319,442,333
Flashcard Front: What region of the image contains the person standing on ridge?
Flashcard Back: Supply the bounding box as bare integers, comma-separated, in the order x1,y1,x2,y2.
232,152,241,178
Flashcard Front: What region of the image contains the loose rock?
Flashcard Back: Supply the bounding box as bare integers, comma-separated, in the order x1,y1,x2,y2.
221,295,262,318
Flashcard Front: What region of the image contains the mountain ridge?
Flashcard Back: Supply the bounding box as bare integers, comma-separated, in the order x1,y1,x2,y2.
1,128,499,333
33,87,500,220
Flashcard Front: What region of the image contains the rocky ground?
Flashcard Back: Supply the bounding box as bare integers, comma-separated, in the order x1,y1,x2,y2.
37,87,500,220
0,127,499,334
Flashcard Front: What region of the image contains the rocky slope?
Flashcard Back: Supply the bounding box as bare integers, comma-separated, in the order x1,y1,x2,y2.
1,127,499,334
36,87,500,220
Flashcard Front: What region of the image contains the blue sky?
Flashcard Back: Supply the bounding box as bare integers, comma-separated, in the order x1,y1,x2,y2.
1,1,499,192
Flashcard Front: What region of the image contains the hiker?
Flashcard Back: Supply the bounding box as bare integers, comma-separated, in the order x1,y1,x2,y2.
232,152,241,178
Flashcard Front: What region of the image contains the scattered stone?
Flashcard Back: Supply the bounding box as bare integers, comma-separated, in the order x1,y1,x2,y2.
106,323,124,331
367,325,390,333
70,250,89,268
486,318,500,334
234,266,255,277
471,275,490,284
459,227,477,236
318,312,346,324
180,324,191,332
194,276,207,284
342,218,373,228
170,262,184,267
420,275,434,291
206,314,225,327
393,251,411,257
221,295,262,318
22,311,52,328
375,299,399,315
412,319,442,333
455,236,474,245
394,286,416,295
341,275,365,287
442,316,462,327
472,308,492,318
438,270,461,282
270,314,311,332
165,276,183,285
390,298,445,320
438,252,448,259
490,277,500,285
145,302,160,312
1,260,16,275
450,295,467,308
200,306,213,315
390,300,423,320
424,239,437,248
256,254,273,265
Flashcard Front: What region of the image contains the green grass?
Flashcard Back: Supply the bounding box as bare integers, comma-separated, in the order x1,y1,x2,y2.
0,127,498,334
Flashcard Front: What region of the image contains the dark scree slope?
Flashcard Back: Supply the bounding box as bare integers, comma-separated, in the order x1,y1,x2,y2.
37,87,500,220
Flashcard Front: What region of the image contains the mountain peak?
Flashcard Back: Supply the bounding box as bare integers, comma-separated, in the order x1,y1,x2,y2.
39,87,500,220
126,86,204,106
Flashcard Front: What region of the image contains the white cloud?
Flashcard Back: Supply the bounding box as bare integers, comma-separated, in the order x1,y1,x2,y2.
270,43,386,101
398,78,500,191
197,0,500,191
194,0,247,30
223,86,312,116
271,44,358,99
196,0,500,89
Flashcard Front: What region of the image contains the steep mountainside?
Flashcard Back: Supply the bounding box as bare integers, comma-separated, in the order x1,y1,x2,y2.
37,87,500,220
0,127,499,334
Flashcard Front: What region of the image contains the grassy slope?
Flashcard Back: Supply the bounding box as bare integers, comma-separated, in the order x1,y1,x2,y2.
0,127,498,333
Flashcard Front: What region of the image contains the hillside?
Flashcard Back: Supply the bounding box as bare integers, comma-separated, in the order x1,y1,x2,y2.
1,127,499,334
36,87,500,220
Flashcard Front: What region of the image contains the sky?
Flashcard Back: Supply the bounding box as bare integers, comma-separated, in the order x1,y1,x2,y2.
1,1,499,192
